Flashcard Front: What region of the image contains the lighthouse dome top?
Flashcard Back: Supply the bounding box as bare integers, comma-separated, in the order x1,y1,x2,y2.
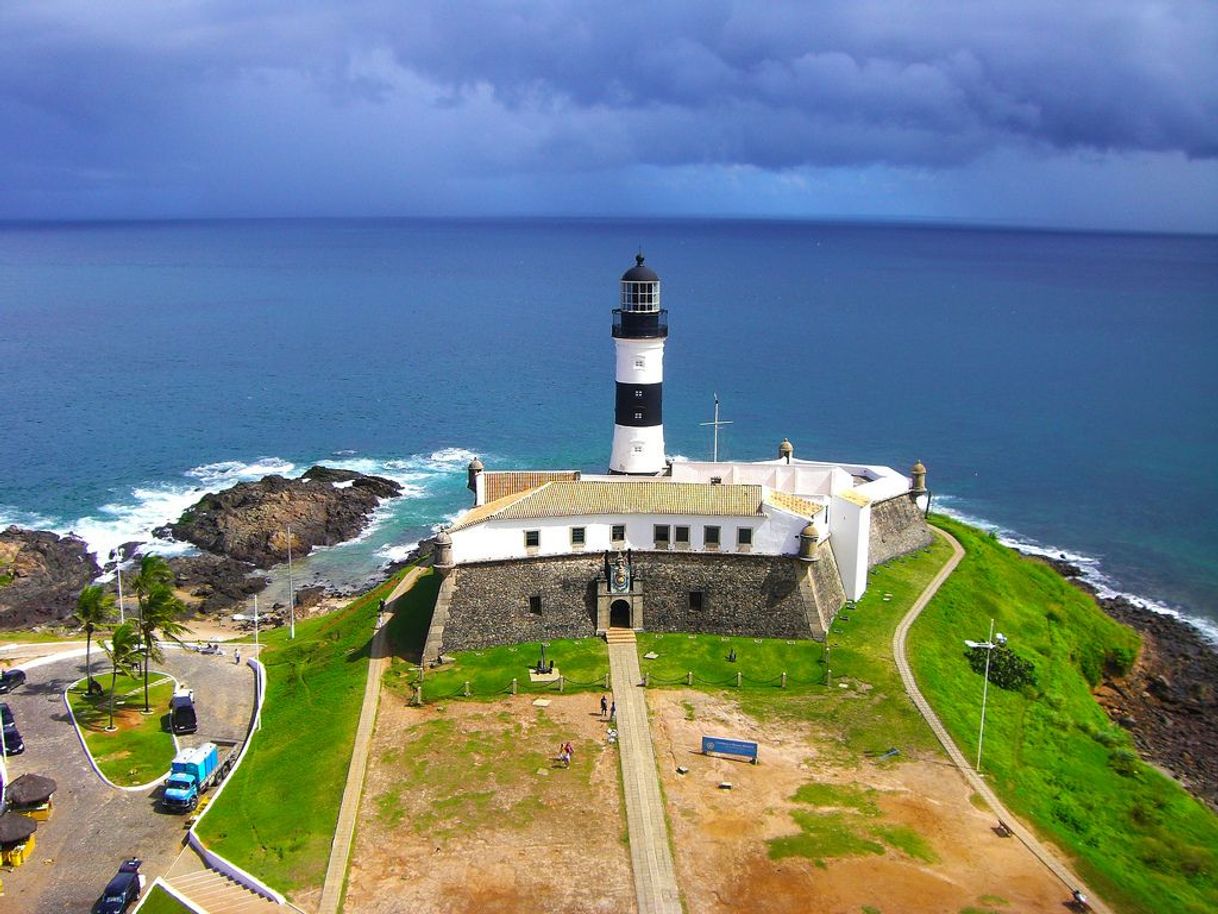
621,254,659,283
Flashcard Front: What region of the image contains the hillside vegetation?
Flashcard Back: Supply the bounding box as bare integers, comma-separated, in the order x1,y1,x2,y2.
911,516,1217,914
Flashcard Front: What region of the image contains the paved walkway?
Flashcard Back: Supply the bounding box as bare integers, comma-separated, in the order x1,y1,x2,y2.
317,566,426,914
893,526,1112,914
609,638,684,914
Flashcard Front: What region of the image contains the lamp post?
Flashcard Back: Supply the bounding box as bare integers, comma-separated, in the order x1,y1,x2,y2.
286,525,295,640
110,547,126,624
965,619,1007,773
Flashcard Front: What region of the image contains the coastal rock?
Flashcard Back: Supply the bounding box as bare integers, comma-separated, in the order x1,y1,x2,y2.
159,465,402,569
164,554,269,616
1035,555,1218,811
0,526,101,629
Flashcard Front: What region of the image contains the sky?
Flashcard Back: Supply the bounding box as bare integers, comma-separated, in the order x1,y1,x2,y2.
2,1,1216,232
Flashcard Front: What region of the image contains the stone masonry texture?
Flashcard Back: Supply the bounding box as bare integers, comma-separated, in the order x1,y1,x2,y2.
868,495,933,568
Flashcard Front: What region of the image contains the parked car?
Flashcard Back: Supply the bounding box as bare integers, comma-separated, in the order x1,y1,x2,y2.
0,701,24,755
94,858,144,914
0,668,26,694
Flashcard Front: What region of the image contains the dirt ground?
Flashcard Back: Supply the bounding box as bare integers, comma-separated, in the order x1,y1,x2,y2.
649,689,1070,914
345,692,636,914
345,687,1072,914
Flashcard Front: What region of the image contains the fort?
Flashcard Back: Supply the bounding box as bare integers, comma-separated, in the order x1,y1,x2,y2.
422,255,933,658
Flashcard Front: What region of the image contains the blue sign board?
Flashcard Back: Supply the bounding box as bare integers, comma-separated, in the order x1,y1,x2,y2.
701,735,759,763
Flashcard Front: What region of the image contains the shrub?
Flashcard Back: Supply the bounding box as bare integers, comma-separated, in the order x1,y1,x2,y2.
966,644,1037,691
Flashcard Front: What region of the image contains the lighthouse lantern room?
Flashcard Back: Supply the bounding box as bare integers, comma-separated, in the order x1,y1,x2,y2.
610,254,669,475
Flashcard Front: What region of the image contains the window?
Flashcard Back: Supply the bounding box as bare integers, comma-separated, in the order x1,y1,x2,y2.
611,524,626,542
704,525,720,547
634,411,643,420
689,591,704,611
674,525,690,545
529,595,541,614
654,524,671,546
633,445,643,454
524,529,540,548
571,526,586,546
737,527,753,547
634,358,645,368
634,389,643,398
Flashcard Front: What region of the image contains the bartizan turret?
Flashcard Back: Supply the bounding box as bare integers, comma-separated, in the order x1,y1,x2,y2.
779,438,794,464
433,528,454,576
467,457,484,505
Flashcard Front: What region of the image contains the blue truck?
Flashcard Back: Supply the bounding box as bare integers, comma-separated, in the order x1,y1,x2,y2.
160,741,236,813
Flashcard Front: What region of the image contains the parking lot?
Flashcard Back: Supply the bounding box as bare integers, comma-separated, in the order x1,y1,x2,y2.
0,644,255,911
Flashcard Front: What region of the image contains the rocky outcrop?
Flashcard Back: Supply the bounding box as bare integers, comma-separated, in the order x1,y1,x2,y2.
1038,554,1218,811
0,526,101,629
158,465,402,569
164,554,269,616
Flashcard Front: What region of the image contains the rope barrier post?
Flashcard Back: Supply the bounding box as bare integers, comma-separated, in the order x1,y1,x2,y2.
687,671,693,686
781,671,787,689
414,683,423,707
559,675,565,693
511,677,518,695
463,680,470,697
736,671,742,688
604,672,610,689
644,672,650,687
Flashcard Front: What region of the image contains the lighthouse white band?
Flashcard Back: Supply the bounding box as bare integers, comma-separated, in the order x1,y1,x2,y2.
610,424,666,475
614,339,665,384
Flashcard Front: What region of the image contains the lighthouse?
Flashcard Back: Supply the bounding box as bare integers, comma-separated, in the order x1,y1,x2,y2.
609,254,668,474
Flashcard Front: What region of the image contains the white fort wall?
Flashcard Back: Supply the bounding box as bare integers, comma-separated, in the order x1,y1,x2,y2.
828,495,870,601
450,507,813,566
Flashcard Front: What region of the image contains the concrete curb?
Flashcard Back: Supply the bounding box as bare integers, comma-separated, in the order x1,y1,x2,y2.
136,876,208,914
185,657,287,906
61,671,181,793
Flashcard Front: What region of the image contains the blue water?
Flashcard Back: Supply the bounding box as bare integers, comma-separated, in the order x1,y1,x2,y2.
1,219,1215,635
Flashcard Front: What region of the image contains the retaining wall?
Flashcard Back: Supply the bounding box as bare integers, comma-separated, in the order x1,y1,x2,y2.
868,494,934,568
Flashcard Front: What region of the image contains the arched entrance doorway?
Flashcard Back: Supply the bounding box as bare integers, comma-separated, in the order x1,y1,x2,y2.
610,599,632,629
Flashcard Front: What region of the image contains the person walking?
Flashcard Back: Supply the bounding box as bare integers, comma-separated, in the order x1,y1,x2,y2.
600,694,608,718
234,648,241,665
609,700,616,722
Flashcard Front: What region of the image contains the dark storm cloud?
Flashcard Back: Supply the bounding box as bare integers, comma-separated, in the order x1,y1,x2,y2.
0,1,1214,218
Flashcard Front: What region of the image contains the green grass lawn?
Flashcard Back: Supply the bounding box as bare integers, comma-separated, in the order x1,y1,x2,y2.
635,632,823,690
0,628,85,645
67,672,177,786
134,883,193,914
385,635,611,702
911,516,1218,914
195,569,408,898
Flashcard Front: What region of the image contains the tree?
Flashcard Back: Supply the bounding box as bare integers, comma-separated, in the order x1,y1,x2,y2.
136,582,189,712
74,584,116,694
101,622,142,731
131,553,174,606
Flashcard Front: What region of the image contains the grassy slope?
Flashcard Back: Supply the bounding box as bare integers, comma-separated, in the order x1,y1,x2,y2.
911,516,1217,914
67,673,176,785
134,884,193,914
195,571,406,897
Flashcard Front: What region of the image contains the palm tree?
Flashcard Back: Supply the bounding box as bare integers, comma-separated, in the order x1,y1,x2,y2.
74,584,116,695
130,554,182,712
136,583,189,712
102,622,142,731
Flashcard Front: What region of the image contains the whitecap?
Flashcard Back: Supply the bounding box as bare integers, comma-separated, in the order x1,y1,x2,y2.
376,541,420,564
186,457,296,487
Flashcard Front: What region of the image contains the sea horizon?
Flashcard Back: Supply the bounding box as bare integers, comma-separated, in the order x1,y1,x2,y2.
2,217,1215,642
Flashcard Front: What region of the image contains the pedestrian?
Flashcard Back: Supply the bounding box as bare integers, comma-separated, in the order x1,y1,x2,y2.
558,742,571,768
610,700,616,721
564,740,574,766
600,694,608,718
235,648,241,665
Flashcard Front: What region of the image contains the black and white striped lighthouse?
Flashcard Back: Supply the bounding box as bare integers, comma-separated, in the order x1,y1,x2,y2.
609,254,668,474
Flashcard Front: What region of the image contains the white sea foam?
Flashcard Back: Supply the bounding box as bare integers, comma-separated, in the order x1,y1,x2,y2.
186,457,297,487
934,495,1218,646
376,541,420,564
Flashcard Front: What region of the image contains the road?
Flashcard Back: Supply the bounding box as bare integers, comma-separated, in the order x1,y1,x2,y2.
0,645,255,912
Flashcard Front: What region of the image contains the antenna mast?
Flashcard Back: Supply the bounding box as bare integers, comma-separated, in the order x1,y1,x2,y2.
699,394,734,462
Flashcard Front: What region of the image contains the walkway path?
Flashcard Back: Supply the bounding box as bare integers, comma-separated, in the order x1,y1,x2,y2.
893,527,1112,914
317,566,426,914
608,634,684,914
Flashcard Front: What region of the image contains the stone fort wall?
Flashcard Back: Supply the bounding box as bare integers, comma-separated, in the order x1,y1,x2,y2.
868,494,933,568
439,549,843,652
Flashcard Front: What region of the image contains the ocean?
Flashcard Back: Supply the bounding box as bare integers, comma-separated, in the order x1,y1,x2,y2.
1,218,1215,639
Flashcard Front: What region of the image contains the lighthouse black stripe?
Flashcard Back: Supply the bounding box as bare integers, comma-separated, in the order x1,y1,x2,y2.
615,382,662,426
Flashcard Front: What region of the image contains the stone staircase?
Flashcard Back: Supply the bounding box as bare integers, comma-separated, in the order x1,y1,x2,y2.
166,868,284,913
605,628,637,645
